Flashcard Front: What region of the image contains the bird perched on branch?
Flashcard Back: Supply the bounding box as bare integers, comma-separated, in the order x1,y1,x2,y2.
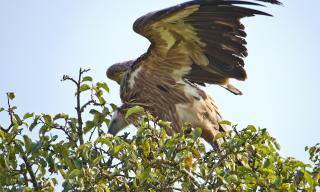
106,0,281,148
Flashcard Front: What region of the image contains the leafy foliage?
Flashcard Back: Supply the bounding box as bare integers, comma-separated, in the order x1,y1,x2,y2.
0,69,319,191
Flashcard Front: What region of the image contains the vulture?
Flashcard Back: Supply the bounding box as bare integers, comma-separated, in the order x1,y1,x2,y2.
106,0,280,148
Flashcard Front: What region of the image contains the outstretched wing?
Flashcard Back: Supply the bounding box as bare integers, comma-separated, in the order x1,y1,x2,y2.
132,0,280,92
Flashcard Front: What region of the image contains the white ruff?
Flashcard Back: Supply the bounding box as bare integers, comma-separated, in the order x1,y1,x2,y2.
128,67,143,89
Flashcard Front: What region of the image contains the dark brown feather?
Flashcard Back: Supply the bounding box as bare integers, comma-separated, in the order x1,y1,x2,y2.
132,0,279,87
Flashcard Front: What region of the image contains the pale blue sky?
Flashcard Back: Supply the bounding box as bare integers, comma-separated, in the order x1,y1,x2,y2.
0,0,319,163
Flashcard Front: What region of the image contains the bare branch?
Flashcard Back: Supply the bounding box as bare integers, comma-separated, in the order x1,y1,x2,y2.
61,75,77,85
76,68,87,145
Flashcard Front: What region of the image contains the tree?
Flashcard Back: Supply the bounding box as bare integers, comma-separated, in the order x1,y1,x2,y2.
0,69,319,191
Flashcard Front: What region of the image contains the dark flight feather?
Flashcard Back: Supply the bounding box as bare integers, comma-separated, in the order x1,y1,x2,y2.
132,0,280,88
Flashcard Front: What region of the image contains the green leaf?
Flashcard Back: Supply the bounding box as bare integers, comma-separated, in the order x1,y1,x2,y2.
23,135,32,153
13,114,23,125
82,76,93,82
165,138,176,148
55,144,75,169
94,87,103,97
77,143,92,160
51,178,58,186
89,109,100,115
114,144,125,155
192,128,202,139
84,121,95,134
38,165,46,178
43,114,52,124
247,125,257,132
110,103,118,110
53,113,68,120
7,92,15,100
0,107,4,112
47,155,56,173
273,177,282,188
29,115,40,131
95,137,113,147
263,158,271,168
191,147,201,159
125,106,144,119
23,187,32,192
98,96,106,105
0,155,9,169
80,84,90,92
97,82,109,92
93,155,104,166
68,169,82,178
31,141,43,154
271,138,281,150
302,170,314,185
219,120,232,126
137,167,151,183
93,113,105,125
96,184,110,192
102,107,110,115
142,140,150,158
23,112,34,120
214,132,225,141
0,130,5,140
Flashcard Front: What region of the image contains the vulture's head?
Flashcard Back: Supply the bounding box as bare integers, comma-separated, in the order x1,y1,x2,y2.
106,60,135,84
107,104,143,136
107,108,128,136
106,60,137,135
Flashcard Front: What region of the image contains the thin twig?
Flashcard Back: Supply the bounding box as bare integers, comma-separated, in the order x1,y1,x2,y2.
39,118,75,142
88,126,97,141
232,124,239,136
2,96,15,132
54,126,75,142
80,100,95,112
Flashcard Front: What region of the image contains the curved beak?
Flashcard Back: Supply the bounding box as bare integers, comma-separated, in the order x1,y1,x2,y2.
108,72,124,85
108,110,128,136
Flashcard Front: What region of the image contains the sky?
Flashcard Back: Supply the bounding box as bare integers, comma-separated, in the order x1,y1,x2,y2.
0,0,319,164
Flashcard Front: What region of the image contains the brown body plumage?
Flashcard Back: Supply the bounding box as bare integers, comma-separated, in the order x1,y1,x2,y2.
107,0,280,148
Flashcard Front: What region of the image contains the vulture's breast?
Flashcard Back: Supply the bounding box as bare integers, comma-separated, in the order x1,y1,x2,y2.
174,81,222,129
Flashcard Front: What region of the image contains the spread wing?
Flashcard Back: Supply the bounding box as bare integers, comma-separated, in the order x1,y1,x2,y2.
132,0,280,92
